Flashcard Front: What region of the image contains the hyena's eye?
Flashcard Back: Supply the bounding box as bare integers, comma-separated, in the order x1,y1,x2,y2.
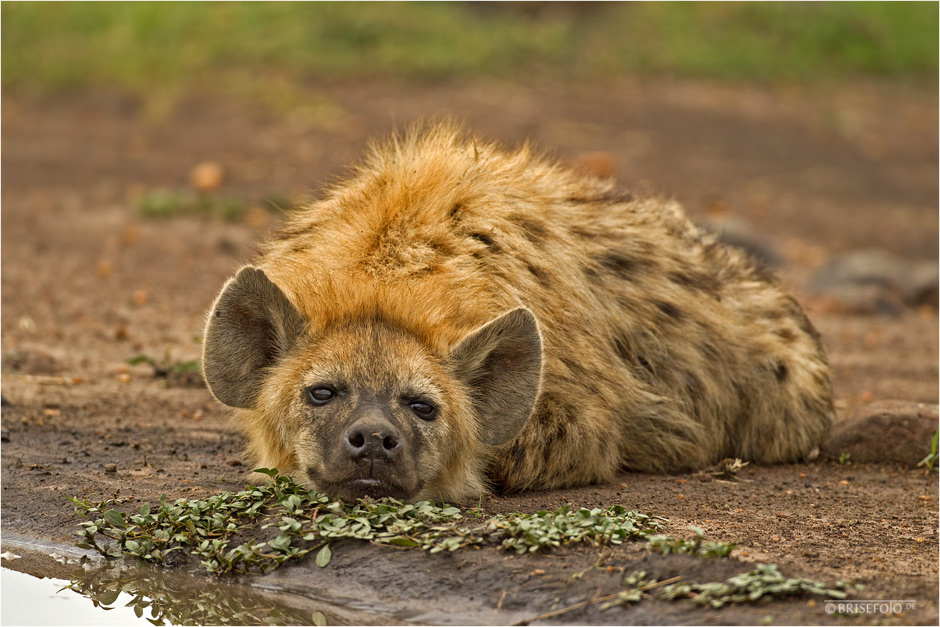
409,401,436,420
306,386,336,406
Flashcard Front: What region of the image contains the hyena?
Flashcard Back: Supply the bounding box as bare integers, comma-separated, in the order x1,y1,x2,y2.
202,124,833,504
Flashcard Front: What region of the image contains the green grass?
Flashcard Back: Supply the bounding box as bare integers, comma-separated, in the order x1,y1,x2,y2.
918,427,939,471
3,2,936,106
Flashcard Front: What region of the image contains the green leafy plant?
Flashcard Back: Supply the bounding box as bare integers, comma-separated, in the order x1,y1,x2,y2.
838,452,852,465
917,427,939,471
658,563,855,608
128,351,203,389
647,525,735,558
71,472,858,622
72,469,665,575
128,353,200,377
520,563,856,622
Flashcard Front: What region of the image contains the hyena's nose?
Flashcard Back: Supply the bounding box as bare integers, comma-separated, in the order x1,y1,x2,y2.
344,419,402,461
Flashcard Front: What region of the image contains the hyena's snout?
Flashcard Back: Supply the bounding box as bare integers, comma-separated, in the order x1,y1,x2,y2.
323,405,423,502
343,416,403,463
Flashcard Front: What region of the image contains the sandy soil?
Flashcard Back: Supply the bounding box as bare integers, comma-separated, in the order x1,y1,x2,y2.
1,79,937,625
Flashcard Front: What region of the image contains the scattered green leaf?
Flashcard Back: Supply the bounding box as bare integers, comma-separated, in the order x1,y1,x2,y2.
315,544,332,568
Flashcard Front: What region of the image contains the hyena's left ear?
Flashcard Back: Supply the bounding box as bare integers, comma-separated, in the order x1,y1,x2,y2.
202,266,305,409
448,308,543,446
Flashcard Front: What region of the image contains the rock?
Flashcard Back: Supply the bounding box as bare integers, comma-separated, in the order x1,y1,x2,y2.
698,216,781,268
807,249,938,314
570,151,619,179
2,349,62,375
821,400,939,466
813,284,904,316
190,161,225,192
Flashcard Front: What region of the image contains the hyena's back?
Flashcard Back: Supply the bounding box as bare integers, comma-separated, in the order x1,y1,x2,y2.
259,125,833,492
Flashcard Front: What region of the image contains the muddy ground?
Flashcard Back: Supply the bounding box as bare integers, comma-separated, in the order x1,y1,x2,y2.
1,79,938,625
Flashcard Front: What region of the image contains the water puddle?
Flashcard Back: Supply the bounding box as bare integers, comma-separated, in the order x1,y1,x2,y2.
1,567,153,626
1,535,407,625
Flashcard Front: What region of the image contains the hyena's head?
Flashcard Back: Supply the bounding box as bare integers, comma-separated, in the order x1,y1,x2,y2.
202,266,542,504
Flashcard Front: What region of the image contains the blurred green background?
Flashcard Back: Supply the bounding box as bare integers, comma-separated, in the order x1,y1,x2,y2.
3,1,937,106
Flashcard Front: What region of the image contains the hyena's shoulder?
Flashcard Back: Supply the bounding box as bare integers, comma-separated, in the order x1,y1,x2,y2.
256,125,631,341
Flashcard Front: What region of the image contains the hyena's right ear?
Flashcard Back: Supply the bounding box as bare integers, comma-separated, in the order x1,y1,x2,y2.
202,266,305,409
448,308,543,446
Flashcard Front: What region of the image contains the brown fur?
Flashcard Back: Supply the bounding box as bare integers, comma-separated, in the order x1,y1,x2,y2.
203,123,833,504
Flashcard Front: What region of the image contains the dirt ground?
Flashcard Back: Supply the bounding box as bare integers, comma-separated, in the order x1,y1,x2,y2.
2,79,938,625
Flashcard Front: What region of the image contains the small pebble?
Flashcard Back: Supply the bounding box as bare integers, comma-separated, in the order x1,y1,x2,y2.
131,289,149,306
190,161,225,192
104,463,117,473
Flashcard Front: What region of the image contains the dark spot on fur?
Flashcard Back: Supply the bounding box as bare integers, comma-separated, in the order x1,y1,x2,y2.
612,334,631,363
811,370,829,389
668,270,721,297
533,404,552,426
774,361,789,382
701,342,721,363
749,261,780,285
566,189,634,205
655,300,683,320
469,231,500,253
470,231,492,245
559,355,580,373
570,225,596,239
594,249,650,278
509,442,526,467
515,217,550,243
449,202,463,218
287,240,309,254
411,264,441,277
271,220,312,242
786,297,825,353
775,328,796,343
682,370,705,398
525,398,571,468
731,380,752,428
612,333,657,381
426,237,455,257
526,262,552,286
544,422,572,468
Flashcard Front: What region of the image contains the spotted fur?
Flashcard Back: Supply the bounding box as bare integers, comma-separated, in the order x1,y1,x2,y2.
203,123,833,503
